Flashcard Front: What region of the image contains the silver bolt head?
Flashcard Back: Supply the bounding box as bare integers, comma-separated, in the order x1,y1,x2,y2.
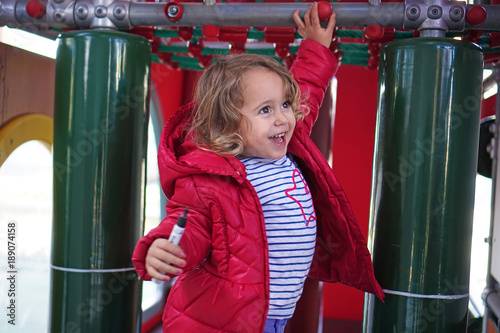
167,5,179,17
427,5,443,19
406,5,421,21
449,5,464,22
113,5,127,20
95,5,107,18
76,4,89,19
54,10,65,22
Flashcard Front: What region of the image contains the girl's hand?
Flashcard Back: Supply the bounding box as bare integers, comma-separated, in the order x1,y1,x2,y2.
293,2,336,49
145,238,187,281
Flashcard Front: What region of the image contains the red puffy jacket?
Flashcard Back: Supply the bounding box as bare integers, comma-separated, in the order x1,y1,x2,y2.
132,40,384,332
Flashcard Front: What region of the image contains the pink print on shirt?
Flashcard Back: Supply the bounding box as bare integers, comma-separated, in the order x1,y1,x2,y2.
285,169,317,226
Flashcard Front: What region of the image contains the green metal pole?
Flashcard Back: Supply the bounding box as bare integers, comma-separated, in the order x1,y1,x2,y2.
363,38,483,332
51,30,150,332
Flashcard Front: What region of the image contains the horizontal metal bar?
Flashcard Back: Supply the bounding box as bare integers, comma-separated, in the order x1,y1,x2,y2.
129,2,406,28
2,1,500,32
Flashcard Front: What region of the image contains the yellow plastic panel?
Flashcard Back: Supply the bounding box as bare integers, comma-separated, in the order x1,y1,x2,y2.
0,114,53,167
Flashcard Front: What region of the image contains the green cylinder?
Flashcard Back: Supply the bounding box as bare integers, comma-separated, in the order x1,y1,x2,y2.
51,30,150,332
363,38,483,332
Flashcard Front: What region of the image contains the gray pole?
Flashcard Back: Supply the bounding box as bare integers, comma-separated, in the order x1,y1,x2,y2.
2,0,500,32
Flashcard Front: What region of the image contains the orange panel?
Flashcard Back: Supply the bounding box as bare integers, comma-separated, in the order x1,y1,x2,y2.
488,317,500,333
0,43,55,126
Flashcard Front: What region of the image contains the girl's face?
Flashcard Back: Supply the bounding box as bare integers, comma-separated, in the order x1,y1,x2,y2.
239,69,296,160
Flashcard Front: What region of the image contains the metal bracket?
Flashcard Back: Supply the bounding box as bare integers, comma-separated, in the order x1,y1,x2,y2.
47,0,132,29
404,0,466,37
46,0,76,27
0,0,18,27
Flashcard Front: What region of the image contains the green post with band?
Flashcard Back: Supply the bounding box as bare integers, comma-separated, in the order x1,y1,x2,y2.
51,30,150,332
364,38,483,332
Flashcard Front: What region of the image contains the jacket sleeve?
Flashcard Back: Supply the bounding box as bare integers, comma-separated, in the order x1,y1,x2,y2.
132,176,213,280
290,40,338,135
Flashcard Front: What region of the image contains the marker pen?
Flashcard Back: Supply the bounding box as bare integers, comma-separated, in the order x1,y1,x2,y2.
152,208,189,284
168,207,188,246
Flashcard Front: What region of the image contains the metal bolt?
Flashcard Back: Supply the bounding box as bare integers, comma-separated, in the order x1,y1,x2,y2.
167,5,179,17
76,4,88,20
113,5,126,20
406,5,421,21
428,5,442,19
54,10,65,22
95,5,107,18
449,5,464,22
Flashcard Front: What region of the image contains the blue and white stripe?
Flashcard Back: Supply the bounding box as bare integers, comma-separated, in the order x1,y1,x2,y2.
240,155,317,319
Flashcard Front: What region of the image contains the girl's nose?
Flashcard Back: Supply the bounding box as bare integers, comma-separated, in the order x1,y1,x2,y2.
274,109,288,125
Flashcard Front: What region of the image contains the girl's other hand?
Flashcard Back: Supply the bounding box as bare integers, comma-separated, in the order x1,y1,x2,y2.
293,2,336,49
145,238,187,281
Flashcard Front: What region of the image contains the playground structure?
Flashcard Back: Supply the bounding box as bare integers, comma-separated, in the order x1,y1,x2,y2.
1,0,500,332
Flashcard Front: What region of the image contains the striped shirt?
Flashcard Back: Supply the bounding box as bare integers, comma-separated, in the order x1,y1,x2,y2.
239,155,317,319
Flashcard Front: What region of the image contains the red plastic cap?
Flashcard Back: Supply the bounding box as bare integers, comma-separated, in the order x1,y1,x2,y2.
188,40,203,58
26,0,45,19
466,5,487,26
178,27,193,41
274,42,290,59
164,1,183,21
202,25,220,38
364,25,384,40
318,1,333,21
489,33,500,49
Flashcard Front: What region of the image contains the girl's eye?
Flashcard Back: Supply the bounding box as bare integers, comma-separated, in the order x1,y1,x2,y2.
282,102,291,109
259,106,271,114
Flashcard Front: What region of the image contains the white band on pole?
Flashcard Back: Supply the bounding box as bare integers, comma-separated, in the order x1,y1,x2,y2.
50,264,135,273
382,289,469,300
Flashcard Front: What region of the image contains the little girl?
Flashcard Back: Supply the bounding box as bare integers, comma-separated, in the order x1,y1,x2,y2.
133,4,383,332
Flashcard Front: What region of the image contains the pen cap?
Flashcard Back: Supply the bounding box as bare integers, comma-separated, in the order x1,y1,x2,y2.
176,208,188,228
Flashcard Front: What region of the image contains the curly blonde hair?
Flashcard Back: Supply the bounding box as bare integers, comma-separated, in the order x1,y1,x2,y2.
189,54,306,156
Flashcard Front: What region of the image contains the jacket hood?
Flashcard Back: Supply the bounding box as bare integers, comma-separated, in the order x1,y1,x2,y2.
158,102,246,199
